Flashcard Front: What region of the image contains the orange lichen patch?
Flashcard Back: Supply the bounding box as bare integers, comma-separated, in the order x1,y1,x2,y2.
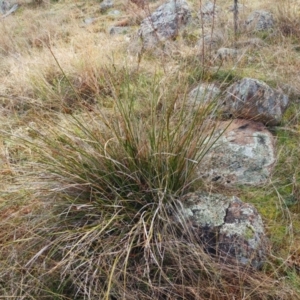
216,119,270,146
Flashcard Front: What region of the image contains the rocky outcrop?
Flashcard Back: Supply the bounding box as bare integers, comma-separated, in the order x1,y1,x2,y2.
188,83,220,106
246,10,274,32
222,78,289,126
177,191,268,268
138,0,191,49
198,119,276,185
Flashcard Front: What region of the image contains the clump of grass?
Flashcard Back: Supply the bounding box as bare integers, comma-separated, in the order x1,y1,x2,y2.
2,58,298,299
275,0,300,39
0,62,213,298
1,0,300,298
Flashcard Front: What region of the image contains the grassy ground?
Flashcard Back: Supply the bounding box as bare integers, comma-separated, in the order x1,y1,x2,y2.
1,0,300,299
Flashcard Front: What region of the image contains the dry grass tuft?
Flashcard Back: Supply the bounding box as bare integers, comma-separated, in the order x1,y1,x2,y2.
275,1,300,39
0,0,300,299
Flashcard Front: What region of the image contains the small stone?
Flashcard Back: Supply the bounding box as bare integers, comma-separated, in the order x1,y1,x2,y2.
216,47,239,60
100,0,114,12
197,32,224,51
188,83,220,105
108,10,121,16
246,10,274,32
0,0,8,14
84,18,96,25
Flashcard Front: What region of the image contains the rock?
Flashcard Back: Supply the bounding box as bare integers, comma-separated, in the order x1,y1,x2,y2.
84,18,96,25
0,0,18,17
0,0,8,14
198,1,220,24
109,26,131,35
219,197,268,268
246,10,274,32
108,10,121,16
197,31,224,51
222,78,289,126
198,119,276,185
177,191,268,268
138,0,191,49
188,83,220,106
216,47,239,60
100,0,114,12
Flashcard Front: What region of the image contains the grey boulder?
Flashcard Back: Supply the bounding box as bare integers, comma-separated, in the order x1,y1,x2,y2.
222,78,289,126
246,10,274,32
138,0,191,49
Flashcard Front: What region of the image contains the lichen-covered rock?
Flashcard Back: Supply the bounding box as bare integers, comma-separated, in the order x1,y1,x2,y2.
198,119,276,185
0,0,18,15
197,31,224,51
223,78,289,125
246,10,274,32
179,192,231,227
219,197,267,268
198,1,220,24
188,83,220,106
100,0,114,12
177,191,268,268
216,47,239,60
138,0,191,49
0,0,8,14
